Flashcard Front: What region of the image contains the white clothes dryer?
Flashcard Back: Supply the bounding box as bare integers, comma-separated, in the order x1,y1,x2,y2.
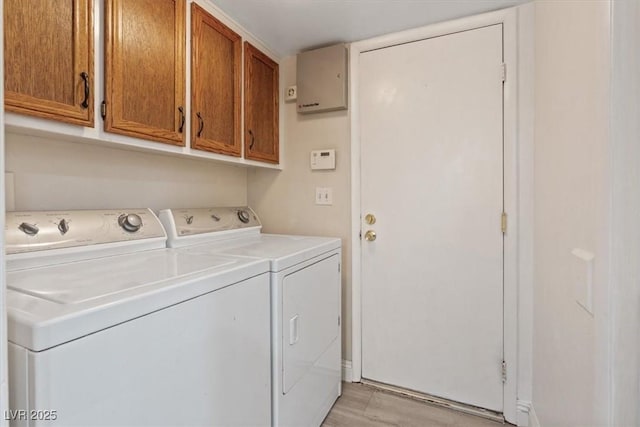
159,207,342,427
6,209,272,427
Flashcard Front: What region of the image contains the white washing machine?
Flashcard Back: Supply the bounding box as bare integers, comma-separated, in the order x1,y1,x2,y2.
159,207,342,427
6,209,272,427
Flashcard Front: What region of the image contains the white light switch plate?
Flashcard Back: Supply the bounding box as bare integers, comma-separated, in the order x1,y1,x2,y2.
315,187,333,205
571,248,594,315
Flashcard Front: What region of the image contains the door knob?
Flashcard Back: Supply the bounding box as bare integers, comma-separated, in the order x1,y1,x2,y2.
364,230,377,241
365,214,376,225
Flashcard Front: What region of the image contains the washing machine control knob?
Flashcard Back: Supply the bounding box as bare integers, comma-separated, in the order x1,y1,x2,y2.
58,219,70,235
18,222,39,236
237,210,250,224
118,213,143,232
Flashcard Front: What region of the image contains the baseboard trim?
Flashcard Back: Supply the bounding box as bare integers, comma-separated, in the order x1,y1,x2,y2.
528,404,540,427
516,400,532,426
342,360,353,382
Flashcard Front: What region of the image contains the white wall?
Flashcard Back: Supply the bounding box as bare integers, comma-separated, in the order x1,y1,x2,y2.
532,1,611,425
247,55,352,361
5,133,248,212
610,0,640,425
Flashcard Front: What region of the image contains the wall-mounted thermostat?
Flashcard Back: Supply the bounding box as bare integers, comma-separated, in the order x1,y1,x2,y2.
310,149,336,170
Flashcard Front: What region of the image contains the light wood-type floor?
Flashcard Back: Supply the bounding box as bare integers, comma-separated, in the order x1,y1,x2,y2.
322,382,507,427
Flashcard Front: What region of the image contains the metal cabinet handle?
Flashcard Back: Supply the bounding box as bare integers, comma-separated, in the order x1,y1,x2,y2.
80,72,89,109
196,112,204,137
248,129,255,149
178,106,185,133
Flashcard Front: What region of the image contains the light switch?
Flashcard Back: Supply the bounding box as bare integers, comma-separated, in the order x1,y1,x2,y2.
315,187,333,205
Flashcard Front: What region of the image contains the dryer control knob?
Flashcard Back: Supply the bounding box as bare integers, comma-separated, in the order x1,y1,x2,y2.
237,210,250,224
18,222,39,236
118,213,143,232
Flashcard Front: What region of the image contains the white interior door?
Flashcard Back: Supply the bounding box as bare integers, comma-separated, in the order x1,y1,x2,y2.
360,24,504,412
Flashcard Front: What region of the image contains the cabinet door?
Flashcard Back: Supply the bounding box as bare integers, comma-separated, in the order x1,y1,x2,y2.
191,4,241,156
105,0,186,146
4,0,94,127
244,42,279,164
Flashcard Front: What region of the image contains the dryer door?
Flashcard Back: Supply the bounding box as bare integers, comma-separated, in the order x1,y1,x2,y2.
282,253,340,393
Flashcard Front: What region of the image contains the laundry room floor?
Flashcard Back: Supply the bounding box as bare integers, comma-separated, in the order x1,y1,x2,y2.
322,382,509,427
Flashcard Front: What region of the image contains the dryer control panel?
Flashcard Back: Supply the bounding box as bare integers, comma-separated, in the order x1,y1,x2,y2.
6,209,166,254
162,207,261,237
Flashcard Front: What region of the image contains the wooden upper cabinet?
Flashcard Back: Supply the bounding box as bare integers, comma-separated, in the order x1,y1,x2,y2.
4,0,94,126
191,4,241,156
244,42,279,164
105,0,186,146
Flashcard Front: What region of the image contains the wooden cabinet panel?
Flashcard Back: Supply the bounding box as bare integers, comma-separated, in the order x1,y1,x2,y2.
244,42,279,164
4,0,94,126
105,0,186,146
191,4,241,156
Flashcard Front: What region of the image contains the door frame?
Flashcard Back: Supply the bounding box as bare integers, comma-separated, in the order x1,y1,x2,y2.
349,7,520,423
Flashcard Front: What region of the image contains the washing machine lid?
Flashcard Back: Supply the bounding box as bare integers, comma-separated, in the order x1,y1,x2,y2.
7,249,269,351
182,234,341,272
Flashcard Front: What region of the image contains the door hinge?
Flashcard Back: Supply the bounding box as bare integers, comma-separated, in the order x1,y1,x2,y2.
338,263,341,273
501,63,507,83
502,360,507,383
338,316,341,326
100,101,107,119
501,212,507,234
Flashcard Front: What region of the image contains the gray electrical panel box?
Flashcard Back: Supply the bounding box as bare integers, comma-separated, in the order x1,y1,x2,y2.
296,44,348,114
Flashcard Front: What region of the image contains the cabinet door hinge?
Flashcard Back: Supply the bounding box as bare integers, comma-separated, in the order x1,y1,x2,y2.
502,360,507,383
338,316,341,326
100,101,107,120
501,212,507,234
501,63,507,83
338,263,341,273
